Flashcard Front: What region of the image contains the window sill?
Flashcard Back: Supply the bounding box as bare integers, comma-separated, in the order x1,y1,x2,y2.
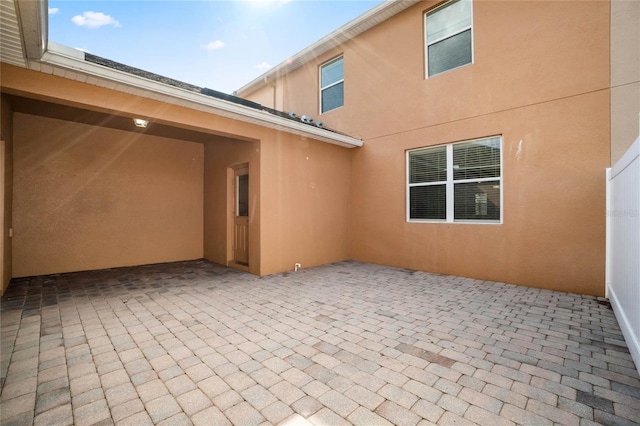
407,220,502,225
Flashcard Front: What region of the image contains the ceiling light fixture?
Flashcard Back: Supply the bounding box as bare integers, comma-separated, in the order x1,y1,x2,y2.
133,118,149,128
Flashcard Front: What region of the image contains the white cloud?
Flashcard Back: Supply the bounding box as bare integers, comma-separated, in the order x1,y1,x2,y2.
203,40,225,50
256,61,271,70
48,7,59,15
71,11,120,29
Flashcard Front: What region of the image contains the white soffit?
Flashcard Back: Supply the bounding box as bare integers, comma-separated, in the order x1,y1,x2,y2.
236,0,420,96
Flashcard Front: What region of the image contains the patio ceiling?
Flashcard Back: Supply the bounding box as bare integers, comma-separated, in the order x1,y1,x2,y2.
8,95,234,145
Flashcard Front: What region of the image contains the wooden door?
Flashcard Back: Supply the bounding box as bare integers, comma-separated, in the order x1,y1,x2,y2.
233,166,249,265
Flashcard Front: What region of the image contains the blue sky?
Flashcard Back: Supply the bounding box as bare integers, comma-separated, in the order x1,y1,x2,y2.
48,0,383,94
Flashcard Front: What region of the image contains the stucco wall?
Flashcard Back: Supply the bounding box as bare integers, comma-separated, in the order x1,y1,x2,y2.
611,0,640,163
0,95,13,294
272,1,610,139
13,113,204,277
244,0,611,295
2,64,356,280
350,91,609,295
246,85,278,110
203,131,351,276
259,133,352,275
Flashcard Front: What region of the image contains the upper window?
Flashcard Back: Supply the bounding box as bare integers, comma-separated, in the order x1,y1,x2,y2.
425,0,473,77
320,56,344,113
407,136,502,223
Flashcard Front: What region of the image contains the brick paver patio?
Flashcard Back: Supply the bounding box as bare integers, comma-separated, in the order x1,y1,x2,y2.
1,260,639,425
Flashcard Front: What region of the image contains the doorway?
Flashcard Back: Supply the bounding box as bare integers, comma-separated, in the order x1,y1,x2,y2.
232,165,249,267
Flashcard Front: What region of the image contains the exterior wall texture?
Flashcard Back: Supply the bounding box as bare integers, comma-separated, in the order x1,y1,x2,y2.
244,0,611,295
2,64,354,280
0,0,617,295
259,132,351,275
203,131,353,276
611,0,640,163
13,113,204,277
349,92,609,296
0,95,13,294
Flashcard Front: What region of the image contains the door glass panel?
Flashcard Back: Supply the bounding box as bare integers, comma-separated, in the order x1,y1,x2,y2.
237,174,249,217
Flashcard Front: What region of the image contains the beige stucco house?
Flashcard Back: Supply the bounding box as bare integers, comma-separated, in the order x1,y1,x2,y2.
1,0,638,301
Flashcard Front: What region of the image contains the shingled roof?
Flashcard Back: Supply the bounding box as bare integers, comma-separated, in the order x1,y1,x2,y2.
84,53,350,138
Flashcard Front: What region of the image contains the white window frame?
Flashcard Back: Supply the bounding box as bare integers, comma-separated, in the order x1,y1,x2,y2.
424,0,474,79
406,136,503,224
319,56,344,114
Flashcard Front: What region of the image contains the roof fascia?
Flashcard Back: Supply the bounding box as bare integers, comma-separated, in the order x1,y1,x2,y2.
33,43,362,148
236,0,419,97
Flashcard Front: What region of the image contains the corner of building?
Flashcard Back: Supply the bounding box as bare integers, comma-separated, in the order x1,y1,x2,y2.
0,94,14,296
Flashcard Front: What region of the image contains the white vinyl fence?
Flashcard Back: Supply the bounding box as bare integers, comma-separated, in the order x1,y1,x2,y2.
606,135,640,376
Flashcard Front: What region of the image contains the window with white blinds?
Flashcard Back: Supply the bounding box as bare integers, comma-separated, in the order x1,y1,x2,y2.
425,0,473,77
407,136,502,223
320,56,344,113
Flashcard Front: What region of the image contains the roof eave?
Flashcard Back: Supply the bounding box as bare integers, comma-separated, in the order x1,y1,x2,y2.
29,43,362,149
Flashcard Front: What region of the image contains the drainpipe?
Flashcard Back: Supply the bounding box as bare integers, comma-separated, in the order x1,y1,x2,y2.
16,0,48,60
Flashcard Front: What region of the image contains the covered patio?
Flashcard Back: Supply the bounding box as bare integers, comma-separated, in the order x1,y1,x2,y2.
1,261,638,425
